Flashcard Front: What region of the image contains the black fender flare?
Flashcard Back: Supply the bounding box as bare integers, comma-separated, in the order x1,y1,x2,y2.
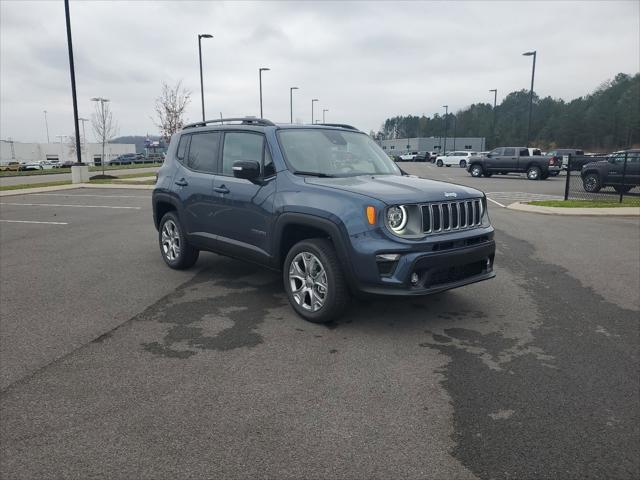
273,212,358,290
152,191,183,230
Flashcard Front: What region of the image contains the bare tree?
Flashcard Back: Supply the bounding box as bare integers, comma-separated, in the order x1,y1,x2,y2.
92,100,118,175
154,80,191,141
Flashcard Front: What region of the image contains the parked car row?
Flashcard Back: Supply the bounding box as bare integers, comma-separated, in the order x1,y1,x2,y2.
393,151,439,162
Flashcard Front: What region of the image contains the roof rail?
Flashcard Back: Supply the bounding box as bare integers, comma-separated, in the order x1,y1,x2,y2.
316,123,359,131
183,117,276,129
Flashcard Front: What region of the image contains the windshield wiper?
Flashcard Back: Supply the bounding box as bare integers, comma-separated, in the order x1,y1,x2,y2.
293,170,335,178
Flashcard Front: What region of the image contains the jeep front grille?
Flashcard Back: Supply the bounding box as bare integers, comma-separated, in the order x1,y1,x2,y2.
421,199,482,233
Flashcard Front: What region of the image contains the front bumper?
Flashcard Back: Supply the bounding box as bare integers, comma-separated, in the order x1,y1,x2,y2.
347,226,495,296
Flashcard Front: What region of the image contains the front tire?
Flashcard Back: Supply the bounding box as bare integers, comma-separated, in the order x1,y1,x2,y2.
284,238,349,323
583,173,602,193
527,166,541,180
158,212,199,269
470,164,483,177
436,160,443,167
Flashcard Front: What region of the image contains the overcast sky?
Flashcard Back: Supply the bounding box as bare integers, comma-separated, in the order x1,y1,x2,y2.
1,0,638,143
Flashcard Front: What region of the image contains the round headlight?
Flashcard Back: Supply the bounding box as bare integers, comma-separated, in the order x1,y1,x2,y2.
387,205,407,232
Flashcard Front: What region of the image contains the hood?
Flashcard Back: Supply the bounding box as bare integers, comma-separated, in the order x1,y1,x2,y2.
304,174,484,205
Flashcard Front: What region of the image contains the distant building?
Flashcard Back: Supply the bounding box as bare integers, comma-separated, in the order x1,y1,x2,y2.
0,141,136,166
379,137,486,154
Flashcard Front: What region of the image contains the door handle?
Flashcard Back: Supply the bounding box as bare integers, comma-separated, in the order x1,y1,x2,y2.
214,185,230,194
174,178,188,186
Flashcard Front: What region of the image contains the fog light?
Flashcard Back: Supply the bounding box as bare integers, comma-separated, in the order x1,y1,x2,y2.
486,258,492,270
411,272,419,285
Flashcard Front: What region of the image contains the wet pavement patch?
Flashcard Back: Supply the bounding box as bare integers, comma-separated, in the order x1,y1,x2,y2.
138,259,284,358
429,229,639,479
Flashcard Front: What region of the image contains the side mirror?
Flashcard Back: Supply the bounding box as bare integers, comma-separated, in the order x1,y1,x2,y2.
486,153,492,158
232,160,260,181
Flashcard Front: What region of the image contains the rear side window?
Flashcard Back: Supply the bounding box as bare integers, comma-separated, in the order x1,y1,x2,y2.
176,135,191,164
519,149,529,156
188,132,220,173
221,132,264,176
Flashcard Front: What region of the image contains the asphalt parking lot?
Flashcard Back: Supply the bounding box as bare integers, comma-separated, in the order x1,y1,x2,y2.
1,178,638,479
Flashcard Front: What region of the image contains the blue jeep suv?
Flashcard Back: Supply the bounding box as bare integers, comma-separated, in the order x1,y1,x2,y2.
152,118,495,323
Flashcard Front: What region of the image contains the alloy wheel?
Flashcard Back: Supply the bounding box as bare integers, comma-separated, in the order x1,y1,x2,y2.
161,220,181,261
288,252,328,312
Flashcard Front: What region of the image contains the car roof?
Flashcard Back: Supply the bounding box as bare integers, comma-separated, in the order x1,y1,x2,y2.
181,117,361,134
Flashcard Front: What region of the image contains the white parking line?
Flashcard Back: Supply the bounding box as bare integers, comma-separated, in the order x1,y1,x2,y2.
0,202,141,210
0,219,68,225
486,197,506,208
29,193,148,199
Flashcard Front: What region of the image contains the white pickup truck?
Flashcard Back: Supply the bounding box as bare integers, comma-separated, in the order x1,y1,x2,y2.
399,151,418,161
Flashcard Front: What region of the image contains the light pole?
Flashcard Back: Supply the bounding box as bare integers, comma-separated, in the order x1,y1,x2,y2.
198,33,213,122
452,114,457,150
311,98,318,124
290,87,299,123
64,0,82,164
259,67,270,118
523,50,536,147
43,110,50,143
442,105,449,155
489,89,497,148
322,109,328,123
91,97,109,173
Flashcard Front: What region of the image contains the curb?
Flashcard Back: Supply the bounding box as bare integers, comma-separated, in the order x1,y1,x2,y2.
0,183,154,197
506,201,640,217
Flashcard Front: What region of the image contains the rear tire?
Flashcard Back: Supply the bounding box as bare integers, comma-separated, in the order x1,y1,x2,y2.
158,212,199,269
527,166,541,180
283,239,349,323
470,164,483,177
459,160,467,168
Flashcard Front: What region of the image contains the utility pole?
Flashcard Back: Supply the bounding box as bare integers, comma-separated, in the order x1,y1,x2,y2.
259,67,270,118
523,50,537,147
290,87,299,123
489,89,497,149
442,105,449,155
198,33,213,122
43,110,50,143
64,0,82,164
311,99,318,124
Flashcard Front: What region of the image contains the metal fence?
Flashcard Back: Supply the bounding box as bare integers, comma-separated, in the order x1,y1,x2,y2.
564,152,640,204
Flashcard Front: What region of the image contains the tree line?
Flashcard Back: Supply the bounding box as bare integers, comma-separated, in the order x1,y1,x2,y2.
374,73,639,152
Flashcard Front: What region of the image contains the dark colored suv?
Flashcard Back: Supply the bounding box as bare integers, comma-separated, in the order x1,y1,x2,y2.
152,118,496,323
581,149,640,193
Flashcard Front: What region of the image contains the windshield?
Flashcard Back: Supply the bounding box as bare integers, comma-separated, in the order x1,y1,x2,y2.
278,129,402,177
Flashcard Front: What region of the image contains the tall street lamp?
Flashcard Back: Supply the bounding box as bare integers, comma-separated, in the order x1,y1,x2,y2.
259,67,270,118
290,87,299,123
489,89,497,148
523,50,537,147
91,97,109,171
452,114,457,150
442,105,449,155
198,33,213,122
43,110,50,143
64,0,82,165
311,98,318,124
322,109,328,123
